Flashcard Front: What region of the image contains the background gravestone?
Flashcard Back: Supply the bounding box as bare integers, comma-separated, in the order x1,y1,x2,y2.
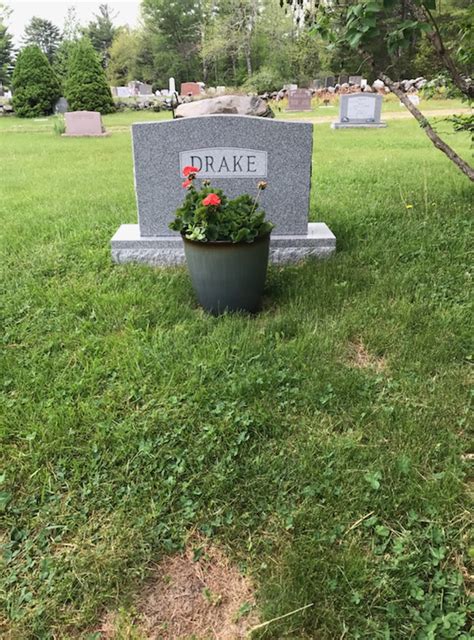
63,111,109,137
349,75,363,85
180,82,201,96
325,76,336,88
287,89,312,111
111,115,335,265
332,93,386,128
116,86,131,98
400,94,420,106
55,97,68,114
138,83,153,95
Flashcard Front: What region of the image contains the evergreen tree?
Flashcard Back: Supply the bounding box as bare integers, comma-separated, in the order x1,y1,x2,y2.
0,20,13,85
53,40,76,92
86,4,118,68
23,17,62,63
65,38,114,113
0,2,13,85
12,45,60,117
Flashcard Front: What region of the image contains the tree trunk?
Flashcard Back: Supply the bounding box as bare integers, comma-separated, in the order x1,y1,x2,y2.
245,41,252,77
378,71,474,182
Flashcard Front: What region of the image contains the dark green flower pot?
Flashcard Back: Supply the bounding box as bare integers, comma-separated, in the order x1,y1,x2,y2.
182,233,271,315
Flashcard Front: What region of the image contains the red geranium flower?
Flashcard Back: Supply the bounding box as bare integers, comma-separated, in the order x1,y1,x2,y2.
182,179,192,189
202,193,221,207
183,165,200,177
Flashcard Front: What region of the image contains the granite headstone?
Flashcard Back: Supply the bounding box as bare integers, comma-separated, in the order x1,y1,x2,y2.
111,115,335,265
63,111,109,137
287,89,312,111
331,93,386,128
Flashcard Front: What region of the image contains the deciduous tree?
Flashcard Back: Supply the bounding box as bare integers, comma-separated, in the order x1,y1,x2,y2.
282,0,473,180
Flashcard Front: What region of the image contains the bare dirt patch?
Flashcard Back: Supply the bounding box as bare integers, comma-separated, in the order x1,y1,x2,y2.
347,338,387,373
100,542,259,640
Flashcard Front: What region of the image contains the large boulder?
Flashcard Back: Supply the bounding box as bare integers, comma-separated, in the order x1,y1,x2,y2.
175,95,274,118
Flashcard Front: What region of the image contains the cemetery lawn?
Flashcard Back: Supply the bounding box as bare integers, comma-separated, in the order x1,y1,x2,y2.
1,114,472,639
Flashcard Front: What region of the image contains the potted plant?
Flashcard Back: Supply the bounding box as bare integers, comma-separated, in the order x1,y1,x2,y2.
169,165,274,315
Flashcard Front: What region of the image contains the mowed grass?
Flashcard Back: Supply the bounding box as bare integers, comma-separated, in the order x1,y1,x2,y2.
1,112,473,639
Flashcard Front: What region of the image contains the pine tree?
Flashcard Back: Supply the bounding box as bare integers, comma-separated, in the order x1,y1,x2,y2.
65,38,114,113
0,21,13,85
12,45,61,117
23,17,62,63
86,4,118,68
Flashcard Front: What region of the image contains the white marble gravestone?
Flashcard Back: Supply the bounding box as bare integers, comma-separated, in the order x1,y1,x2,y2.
111,115,335,265
331,93,386,129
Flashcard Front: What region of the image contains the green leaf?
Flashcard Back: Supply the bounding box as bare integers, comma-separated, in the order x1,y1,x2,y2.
348,31,364,48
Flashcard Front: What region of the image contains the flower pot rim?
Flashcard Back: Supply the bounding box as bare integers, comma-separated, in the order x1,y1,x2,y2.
181,231,272,248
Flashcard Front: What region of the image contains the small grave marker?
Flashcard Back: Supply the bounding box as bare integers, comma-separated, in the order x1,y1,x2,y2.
331,93,386,128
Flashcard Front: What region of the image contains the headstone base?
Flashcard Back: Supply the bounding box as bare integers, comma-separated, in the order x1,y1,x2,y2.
111,223,336,266
331,121,387,129
62,132,111,137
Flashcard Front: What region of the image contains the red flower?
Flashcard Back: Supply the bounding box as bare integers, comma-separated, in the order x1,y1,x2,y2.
183,165,200,177
202,193,221,207
182,179,192,189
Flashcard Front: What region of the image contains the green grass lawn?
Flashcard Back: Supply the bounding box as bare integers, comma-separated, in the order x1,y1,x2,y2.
1,112,473,639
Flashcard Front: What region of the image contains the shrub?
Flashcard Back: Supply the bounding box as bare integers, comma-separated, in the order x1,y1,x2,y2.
242,67,285,94
65,38,114,114
11,46,60,118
